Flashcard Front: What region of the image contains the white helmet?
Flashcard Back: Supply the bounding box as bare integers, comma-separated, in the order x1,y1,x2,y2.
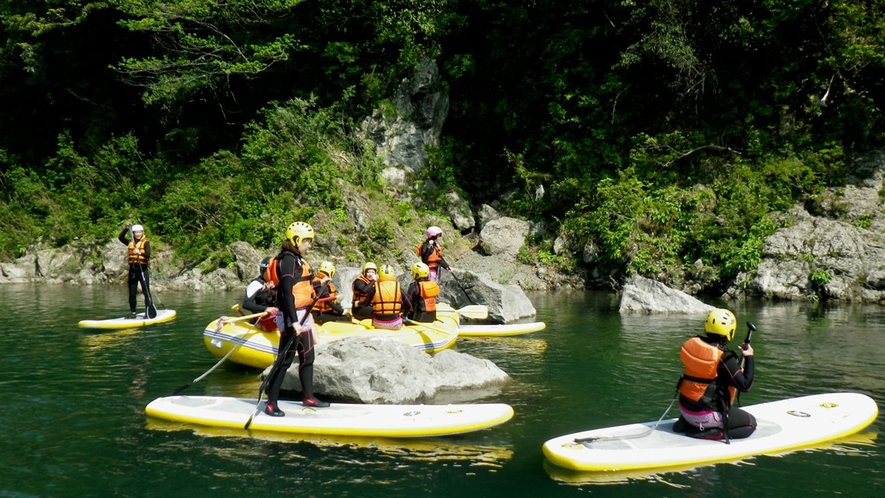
131,224,144,233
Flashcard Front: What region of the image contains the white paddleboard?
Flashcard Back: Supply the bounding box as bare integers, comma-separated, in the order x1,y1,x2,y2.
458,321,546,337
146,395,514,438
543,392,878,472
78,309,177,329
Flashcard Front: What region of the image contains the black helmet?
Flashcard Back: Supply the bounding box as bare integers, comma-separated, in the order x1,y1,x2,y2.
259,257,271,274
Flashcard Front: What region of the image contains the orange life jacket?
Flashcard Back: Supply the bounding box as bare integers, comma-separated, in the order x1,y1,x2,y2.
678,337,736,406
311,272,338,313
351,274,373,308
127,238,148,265
267,253,315,309
416,241,444,270
371,275,402,315
415,280,439,313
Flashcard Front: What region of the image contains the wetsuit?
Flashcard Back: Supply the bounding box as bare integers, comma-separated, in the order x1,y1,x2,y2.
242,276,277,331
676,335,756,440
118,227,152,315
264,249,317,408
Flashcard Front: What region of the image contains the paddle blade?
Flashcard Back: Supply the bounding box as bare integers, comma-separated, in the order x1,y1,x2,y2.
147,302,158,319
457,305,488,320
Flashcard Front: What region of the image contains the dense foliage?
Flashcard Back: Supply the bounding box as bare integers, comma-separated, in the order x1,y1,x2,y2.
1,0,883,289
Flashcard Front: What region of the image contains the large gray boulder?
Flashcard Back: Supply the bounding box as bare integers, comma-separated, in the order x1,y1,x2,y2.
479,217,530,259
273,336,510,404
439,269,537,323
619,274,716,314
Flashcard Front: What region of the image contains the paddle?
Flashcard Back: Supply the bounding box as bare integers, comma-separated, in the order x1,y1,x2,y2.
129,225,158,319
244,282,330,430
214,312,270,331
455,304,488,320
447,269,478,306
168,312,271,396
404,317,452,336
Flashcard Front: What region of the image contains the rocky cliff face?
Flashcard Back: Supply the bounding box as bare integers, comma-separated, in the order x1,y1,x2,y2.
725,151,885,303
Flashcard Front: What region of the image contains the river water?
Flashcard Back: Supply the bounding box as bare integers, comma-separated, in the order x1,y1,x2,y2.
1,284,882,497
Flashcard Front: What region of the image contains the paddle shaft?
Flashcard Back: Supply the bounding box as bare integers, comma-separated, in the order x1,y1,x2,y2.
244,281,330,430
129,225,158,319
403,317,451,336
447,269,477,306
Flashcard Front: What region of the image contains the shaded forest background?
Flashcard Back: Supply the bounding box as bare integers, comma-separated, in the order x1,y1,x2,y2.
1,0,883,291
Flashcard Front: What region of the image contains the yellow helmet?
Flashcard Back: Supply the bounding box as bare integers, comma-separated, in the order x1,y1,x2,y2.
362,262,378,275
705,308,737,341
412,262,430,280
318,260,336,278
285,221,315,246
379,264,394,278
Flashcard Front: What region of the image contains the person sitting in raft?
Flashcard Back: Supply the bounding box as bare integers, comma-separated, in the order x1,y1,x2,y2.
241,256,279,332
351,262,378,320
370,264,411,330
674,308,756,440
118,222,152,318
416,226,451,283
310,261,349,324
405,262,439,323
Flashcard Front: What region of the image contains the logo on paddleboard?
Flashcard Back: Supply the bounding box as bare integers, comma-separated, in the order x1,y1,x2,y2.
787,410,811,417
820,402,839,409
403,411,421,416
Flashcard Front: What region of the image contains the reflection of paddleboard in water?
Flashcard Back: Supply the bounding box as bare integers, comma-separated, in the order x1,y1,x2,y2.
146,396,514,438
146,417,515,465
78,309,176,329
543,393,878,472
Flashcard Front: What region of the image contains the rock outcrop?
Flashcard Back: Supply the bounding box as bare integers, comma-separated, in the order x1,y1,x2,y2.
271,336,510,404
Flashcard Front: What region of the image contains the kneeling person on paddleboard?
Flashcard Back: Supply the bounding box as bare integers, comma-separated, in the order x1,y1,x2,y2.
675,308,756,441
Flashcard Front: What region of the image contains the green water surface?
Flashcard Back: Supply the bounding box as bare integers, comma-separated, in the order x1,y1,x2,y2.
1,284,882,497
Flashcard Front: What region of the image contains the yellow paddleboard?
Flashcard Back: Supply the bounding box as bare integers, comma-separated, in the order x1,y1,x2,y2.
543,392,878,473
78,309,177,329
146,396,514,438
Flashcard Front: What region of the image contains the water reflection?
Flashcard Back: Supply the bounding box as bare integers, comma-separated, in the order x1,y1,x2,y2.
544,432,878,486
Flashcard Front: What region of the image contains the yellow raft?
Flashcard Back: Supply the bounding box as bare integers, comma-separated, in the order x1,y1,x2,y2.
202,315,459,369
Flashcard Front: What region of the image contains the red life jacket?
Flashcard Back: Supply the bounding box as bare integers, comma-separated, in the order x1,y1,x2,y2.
267,253,315,309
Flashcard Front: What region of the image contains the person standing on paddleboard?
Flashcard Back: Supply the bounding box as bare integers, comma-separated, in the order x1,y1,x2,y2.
241,257,279,332
118,222,152,318
674,308,756,440
263,221,329,415
417,226,451,283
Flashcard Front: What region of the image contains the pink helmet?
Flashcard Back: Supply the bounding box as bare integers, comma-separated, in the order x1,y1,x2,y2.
426,226,443,239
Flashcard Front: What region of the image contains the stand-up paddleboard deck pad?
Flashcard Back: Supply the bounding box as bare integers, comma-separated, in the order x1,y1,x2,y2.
146,396,514,438
78,309,177,329
543,392,878,472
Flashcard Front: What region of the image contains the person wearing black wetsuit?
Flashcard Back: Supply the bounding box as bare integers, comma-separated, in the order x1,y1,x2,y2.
675,308,756,440
118,222,151,318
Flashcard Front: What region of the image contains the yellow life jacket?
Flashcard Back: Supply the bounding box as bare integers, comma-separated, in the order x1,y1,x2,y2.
127,238,148,265
371,275,402,315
